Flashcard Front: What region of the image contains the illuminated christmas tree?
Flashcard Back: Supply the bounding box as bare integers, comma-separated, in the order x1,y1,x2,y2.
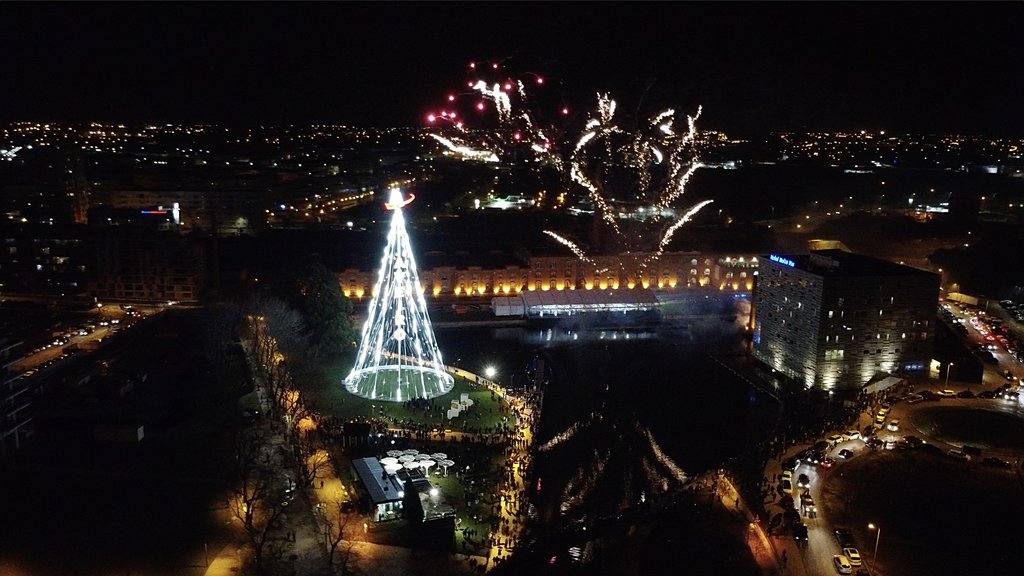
345,188,454,401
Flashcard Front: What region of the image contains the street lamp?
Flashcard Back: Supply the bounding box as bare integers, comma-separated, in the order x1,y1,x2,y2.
484,366,497,380
945,362,955,388
868,523,881,571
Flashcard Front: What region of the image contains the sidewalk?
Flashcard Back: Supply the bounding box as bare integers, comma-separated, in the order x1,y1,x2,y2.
711,472,799,576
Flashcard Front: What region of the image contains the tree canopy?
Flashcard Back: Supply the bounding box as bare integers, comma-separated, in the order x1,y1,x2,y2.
275,261,356,357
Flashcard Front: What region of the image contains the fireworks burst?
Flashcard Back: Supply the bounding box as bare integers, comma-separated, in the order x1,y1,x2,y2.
426,61,713,268
425,60,566,170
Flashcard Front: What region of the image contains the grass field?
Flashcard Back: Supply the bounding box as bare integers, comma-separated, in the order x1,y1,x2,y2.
297,354,510,431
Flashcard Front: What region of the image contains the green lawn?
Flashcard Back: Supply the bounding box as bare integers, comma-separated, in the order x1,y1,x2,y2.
297,354,510,430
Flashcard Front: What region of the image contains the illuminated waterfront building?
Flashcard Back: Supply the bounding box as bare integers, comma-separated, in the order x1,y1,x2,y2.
339,253,760,300
752,250,939,390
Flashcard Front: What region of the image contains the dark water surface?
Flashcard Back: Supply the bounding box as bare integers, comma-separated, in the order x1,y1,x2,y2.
436,319,779,523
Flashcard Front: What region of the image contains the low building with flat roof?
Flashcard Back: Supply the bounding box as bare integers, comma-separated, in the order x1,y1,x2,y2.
351,457,405,523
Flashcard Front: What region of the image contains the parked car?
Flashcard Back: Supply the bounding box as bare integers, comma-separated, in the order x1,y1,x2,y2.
957,390,975,399
800,492,817,517
833,555,853,574
982,457,1011,468
828,434,844,446
938,389,956,397
902,435,924,448
886,419,900,432
843,430,861,441
843,548,863,566
802,450,824,465
905,393,925,404
978,390,997,399
796,447,815,463
834,527,855,548
947,448,971,460
838,448,854,459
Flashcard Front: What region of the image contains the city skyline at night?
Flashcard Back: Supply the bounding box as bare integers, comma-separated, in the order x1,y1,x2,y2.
3,3,1024,576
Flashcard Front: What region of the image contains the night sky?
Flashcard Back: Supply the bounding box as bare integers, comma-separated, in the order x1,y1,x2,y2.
3,2,1022,135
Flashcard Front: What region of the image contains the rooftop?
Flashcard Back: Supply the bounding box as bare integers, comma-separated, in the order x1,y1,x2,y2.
766,249,937,279
351,457,404,505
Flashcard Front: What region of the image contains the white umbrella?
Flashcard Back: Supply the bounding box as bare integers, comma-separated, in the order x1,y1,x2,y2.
384,463,403,475
431,452,448,460
439,459,455,476
402,448,419,456
416,453,431,461
380,457,399,466
403,461,420,470
386,450,403,458
398,454,417,463
421,459,436,474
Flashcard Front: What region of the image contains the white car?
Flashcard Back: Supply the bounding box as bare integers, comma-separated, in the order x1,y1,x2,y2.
832,554,853,574
887,419,900,432
938,389,956,397
843,547,862,566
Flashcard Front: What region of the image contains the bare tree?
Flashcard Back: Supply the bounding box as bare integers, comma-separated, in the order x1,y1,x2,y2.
296,431,332,488
323,497,359,574
229,428,287,575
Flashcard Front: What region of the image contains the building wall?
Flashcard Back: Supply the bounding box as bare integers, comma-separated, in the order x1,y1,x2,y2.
338,252,759,301
752,259,825,388
92,189,267,236
818,273,938,389
754,253,940,390
89,233,207,303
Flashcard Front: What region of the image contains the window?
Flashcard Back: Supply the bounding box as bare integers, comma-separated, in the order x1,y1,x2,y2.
825,349,844,361
828,310,834,319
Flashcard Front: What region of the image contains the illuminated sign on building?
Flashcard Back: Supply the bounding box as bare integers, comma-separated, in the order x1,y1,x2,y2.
769,254,796,268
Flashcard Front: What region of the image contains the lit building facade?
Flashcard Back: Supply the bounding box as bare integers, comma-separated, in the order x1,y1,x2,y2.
753,250,940,390
338,252,760,301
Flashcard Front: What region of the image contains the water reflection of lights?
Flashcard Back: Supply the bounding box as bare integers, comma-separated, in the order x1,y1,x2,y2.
507,328,659,345
539,412,600,453
547,413,690,517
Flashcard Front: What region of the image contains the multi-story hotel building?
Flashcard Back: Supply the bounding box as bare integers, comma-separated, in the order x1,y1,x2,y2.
753,250,940,390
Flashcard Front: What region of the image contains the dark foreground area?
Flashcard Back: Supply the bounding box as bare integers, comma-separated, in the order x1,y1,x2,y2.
821,447,1024,576
0,311,246,576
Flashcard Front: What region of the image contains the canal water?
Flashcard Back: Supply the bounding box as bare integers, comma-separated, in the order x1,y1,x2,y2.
434,313,780,524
